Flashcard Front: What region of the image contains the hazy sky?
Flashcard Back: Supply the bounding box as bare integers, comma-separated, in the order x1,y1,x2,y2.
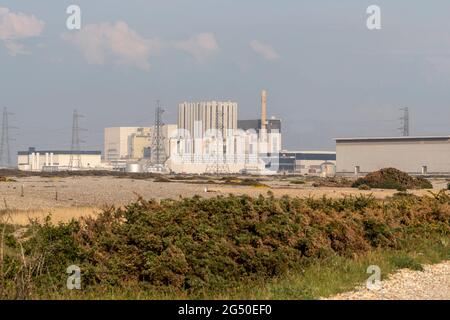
2,0,450,157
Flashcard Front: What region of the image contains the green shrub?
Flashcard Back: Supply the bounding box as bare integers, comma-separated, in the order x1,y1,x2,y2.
390,255,424,271
2,193,449,297
290,180,305,185
310,177,352,188
393,191,414,199
222,178,269,188
153,176,171,183
363,218,393,247
416,177,434,189
358,184,371,190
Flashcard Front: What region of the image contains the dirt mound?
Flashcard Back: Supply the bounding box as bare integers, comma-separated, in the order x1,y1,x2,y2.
352,168,433,190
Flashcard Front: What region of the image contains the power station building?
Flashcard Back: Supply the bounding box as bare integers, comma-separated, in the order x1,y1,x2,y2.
335,136,450,175
178,101,238,139
238,118,282,154
104,127,144,161
17,147,102,171
167,92,282,174
104,125,177,162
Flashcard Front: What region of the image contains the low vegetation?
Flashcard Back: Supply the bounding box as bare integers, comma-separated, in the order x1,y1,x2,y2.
357,184,371,191
153,176,172,183
289,180,306,185
352,168,433,190
0,176,16,182
221,178,270,188
311,177,353,188
0,190,448,299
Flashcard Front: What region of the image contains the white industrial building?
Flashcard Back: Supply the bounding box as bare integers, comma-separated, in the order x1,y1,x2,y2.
166,92,282,174
335,136,450,175
17,147,102,172
166,128,280,174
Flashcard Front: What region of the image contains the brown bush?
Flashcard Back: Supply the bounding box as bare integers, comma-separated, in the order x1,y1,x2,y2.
352,168,433,190
0,191,444,298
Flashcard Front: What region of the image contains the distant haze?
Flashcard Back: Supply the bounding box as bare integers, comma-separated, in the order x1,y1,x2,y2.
2,0,450,159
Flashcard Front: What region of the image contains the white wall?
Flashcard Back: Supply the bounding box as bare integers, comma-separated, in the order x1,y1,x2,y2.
336,139,450,174
18,153,102,171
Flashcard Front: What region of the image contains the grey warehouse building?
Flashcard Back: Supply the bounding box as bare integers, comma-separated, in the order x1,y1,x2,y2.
335,136,450,175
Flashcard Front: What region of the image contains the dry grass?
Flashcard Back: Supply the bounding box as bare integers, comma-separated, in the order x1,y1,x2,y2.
5,207,100,226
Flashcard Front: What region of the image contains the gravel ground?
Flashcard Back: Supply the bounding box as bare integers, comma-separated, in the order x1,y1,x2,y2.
328,261,450,300
0,176,214,210
0,176,446,211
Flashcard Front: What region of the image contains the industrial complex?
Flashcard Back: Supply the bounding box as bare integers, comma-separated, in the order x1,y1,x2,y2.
5,90,444,177
7,90,336,176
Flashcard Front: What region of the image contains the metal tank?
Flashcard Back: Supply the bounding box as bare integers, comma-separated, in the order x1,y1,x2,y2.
126,163,143,173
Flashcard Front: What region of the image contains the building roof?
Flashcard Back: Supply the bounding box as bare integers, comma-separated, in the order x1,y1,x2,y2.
238,119,281,132
280,150,336,154
18,147,101,155
335,136,450,143
279,150,336,161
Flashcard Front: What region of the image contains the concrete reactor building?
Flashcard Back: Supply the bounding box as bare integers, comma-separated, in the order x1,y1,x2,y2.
178,101,238,139
167,91,282,174
335,136,450,175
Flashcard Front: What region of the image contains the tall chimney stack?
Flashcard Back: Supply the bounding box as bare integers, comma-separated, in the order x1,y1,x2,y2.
261,89,267,131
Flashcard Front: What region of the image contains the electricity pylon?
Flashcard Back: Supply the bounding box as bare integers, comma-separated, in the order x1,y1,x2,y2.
399,107,410,137
151,100,166,166
0,108,14,168
68,109,85,170
206,105,229,175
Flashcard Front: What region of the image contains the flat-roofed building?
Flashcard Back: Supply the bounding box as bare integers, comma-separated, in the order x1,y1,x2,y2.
17,147,102,171
278,150,336,175
335,136,450,175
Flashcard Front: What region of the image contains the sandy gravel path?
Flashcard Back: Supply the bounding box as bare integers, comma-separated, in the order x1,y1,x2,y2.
328,261,450,300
